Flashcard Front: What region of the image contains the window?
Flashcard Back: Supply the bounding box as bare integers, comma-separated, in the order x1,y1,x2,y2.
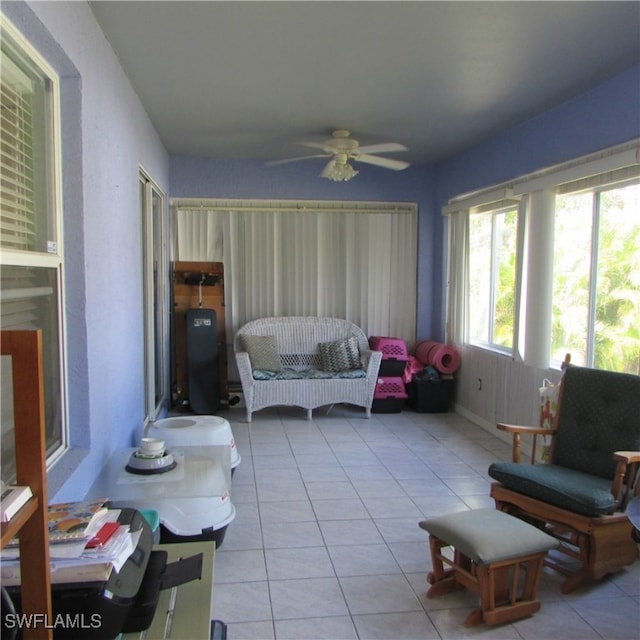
552,181,640,373
468,206,518,351
445,143,639,374
0,16,66,483
140,170,168,422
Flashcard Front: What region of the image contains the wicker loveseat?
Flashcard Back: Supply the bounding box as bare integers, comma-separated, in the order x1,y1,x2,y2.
234,317,382,422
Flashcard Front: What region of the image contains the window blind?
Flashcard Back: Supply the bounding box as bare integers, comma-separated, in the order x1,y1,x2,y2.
0,50,36,251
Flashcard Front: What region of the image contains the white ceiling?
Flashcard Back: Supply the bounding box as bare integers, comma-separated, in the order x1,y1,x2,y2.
89,1,640,165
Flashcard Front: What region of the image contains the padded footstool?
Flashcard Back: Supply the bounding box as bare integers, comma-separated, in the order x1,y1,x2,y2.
419,509,558,627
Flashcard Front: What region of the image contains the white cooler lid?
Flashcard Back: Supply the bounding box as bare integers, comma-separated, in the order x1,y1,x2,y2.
149,416,240,468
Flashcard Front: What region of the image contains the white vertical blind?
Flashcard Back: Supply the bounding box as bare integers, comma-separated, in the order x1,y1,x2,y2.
171,200,417,344
522,189,555,368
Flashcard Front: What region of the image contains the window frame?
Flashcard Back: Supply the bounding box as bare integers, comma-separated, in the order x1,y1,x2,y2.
467,203,519,354
140,168,169,423
444,142,640,373
0,14,68,474
551,177,640,371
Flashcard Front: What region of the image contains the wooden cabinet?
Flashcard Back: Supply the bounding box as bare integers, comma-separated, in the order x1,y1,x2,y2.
0,330,52,639
171,262,227,409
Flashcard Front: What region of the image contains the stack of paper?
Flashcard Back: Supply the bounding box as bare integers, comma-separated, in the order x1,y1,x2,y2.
0,500,141,585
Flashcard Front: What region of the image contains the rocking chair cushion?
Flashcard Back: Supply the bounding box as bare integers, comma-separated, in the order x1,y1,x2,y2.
552,367,640,479
488,462,616,516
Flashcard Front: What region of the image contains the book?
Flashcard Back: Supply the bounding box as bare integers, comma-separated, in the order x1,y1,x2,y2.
0,485,33,522
0,559,114,586
1,508,121,559
86,521,120,549
0,526,141,586
46,497,109,542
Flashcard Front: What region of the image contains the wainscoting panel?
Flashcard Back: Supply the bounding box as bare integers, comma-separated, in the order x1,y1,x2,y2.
452,345,562,455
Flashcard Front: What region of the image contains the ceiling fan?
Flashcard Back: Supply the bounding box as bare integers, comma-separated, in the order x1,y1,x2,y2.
267,130,410,181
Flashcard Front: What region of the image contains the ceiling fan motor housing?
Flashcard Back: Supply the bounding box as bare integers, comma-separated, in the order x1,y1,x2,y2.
326,133,359,153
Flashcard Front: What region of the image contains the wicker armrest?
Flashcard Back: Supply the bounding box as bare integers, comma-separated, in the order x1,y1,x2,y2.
235,351,254,385
362,348,382,376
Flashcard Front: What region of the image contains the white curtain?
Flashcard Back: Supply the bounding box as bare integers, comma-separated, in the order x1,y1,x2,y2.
172,203,417,344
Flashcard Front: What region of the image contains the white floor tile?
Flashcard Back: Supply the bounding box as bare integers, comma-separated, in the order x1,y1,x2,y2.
261,520,324,549
274,616,358,640
352,610,440,640
215,549,267,583
311,497,370,521
319,519,384,546
225,620,275,639
339,573,424,615
328,543,402,577
265,546,335,580
269,577,349,620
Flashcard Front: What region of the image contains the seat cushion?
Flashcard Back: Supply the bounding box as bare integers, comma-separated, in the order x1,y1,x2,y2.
419,508,558,564
488,462,616,516
253,367,366,381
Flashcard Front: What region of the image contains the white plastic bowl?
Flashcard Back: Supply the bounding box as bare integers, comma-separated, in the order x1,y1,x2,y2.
139,437,165,455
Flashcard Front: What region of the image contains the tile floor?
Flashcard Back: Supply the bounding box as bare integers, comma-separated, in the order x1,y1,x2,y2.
211,405,640,640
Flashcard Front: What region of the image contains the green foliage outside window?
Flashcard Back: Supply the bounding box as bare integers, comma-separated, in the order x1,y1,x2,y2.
552,183,640,374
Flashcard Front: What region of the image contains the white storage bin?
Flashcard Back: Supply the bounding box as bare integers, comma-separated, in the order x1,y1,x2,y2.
148,415,241,472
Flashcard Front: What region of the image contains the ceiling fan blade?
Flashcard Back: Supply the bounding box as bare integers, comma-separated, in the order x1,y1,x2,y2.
356,142,408,155
319,159,336,178
355,154,410,171
266,154,329,166
299,141,329,151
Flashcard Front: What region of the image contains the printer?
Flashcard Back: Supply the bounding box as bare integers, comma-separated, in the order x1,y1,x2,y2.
2,508,203,640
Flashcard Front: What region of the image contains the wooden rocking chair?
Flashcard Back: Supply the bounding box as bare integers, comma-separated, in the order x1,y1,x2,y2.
488,365,640,593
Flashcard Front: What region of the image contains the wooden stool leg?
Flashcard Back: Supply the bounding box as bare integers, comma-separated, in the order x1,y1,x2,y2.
426,535,464,597
479,555,545,626
521,556,545,601
463,564,491,627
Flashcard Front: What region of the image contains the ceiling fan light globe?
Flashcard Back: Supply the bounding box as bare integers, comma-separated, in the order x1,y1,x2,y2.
325,161,358,182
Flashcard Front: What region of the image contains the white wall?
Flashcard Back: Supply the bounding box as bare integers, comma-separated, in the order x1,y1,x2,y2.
5,1,170,500
452,346,563,454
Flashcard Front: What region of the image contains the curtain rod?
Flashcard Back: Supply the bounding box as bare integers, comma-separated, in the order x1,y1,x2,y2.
170,198,416,215
446,138,640,207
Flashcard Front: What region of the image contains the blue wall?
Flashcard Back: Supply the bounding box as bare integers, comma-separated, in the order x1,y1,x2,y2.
435,64,640,206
